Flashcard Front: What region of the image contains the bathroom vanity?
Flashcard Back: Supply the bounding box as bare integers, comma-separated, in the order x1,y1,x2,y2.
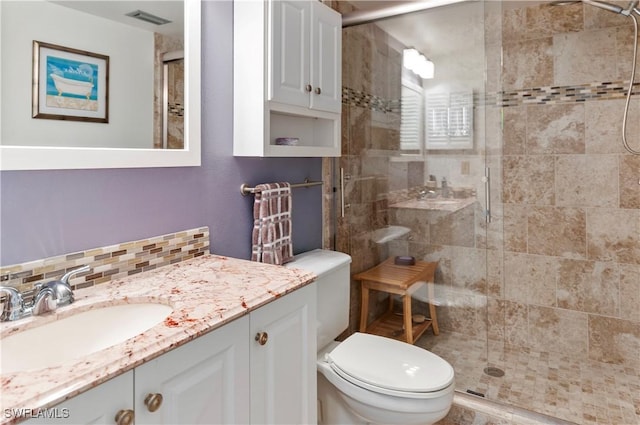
0,255,317,425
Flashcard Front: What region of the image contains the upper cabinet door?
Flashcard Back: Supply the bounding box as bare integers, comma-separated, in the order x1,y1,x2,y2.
310,2,342,114
270,0,311,108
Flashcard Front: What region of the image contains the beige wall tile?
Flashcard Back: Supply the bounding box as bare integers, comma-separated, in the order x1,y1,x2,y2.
502,300,529,347
555,154,618,208
584,0,633,30
430,207,476,248
504,252,558,307
528,305,589,358
503,204,528,253
553,28,619,86
502,106,526,155
589,315,640,367
526,103,585,154
502,37,554,90
342,27,372,94
557,259,619,316
619,264,640,322
616,25,640,82
528,2,584,38
389,208,430,243
528,206,587,259
487,249,504,298
585,99,639,154
620,155,640,209
451,246,487,293
502,156,555,205
502,7,528,43
587,208,640,264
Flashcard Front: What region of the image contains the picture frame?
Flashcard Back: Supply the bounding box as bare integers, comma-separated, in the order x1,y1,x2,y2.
32,41,109,123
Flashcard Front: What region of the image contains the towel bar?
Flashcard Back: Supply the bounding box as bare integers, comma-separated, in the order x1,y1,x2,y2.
240,179,323,196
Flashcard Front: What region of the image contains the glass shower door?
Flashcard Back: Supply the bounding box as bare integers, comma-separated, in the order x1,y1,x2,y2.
336,0,495,396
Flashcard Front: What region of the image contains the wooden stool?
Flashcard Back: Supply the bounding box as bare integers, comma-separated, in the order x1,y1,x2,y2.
354,257,439,345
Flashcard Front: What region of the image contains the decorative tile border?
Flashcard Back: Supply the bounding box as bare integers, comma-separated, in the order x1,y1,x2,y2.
342,87,400,113
168,102,184,117
499,80,640,107
343,80,639,112
0,227,209,294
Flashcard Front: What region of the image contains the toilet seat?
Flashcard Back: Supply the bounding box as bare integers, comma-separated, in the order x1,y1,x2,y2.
326,333,454,399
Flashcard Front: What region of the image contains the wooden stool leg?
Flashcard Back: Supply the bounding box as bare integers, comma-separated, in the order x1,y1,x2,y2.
403,294,413,344
359,284,370,333
428,282,439,336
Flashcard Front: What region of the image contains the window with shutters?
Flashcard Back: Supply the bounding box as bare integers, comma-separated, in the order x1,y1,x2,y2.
425,90,473,150
400,80,424,151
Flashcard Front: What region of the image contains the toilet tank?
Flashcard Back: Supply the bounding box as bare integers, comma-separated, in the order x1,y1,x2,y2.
285,249,351,350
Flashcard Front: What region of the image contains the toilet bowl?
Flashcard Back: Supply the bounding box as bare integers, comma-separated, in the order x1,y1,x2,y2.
286,250,455,425
317,333,454,425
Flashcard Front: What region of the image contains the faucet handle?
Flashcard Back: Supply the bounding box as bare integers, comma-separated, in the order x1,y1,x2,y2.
0,286,24,321
60,265,90,285
40,264,89,308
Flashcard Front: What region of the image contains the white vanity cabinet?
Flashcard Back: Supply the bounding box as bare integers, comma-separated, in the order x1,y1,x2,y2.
250,282,317,425
23,371,133,425
234,0,342,157
22,283,317,425
135,316,250,425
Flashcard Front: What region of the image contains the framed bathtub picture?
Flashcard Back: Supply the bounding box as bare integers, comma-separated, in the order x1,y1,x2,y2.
32,41,109,123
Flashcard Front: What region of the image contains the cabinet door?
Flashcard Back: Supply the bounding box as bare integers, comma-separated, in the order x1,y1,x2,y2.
135,316,250,425
270,0,311,108
310,2,342,113
250,283,317,425
23,371,133,425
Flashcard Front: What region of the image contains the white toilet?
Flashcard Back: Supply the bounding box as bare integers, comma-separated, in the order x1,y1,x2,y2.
286,249,455,425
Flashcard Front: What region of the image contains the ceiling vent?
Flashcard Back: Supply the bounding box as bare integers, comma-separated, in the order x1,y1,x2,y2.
126,10,172,25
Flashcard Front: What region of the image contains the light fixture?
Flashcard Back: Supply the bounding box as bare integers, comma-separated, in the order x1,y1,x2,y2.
403,48,435,79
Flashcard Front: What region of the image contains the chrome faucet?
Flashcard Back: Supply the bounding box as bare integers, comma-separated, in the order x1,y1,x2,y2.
0,286,24,321
0,265,89,322
38,265,90,308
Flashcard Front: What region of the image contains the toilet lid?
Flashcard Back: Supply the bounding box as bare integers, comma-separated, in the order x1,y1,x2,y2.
326,333,454,395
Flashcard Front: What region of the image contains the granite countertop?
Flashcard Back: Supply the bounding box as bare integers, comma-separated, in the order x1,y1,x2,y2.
0,254,315,424
390,196,476,212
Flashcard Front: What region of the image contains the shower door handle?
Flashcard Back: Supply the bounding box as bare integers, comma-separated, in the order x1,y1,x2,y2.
483,167,491,224
340,168,351,218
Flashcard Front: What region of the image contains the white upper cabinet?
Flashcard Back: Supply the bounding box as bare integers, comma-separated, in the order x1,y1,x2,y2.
270,0,341,114
234,0,342,157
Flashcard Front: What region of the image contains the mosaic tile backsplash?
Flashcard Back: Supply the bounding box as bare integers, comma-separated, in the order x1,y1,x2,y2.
0,227,209,295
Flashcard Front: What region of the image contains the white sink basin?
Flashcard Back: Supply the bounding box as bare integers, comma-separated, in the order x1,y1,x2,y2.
0,303,173,374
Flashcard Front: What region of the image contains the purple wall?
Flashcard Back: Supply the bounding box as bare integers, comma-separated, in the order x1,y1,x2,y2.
0,0,323,266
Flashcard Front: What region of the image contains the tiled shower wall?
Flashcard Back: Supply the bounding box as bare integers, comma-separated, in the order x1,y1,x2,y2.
329,0,640,367
489,0,639,367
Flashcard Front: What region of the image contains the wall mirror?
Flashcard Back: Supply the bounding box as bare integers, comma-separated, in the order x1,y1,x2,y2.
0,0,201,170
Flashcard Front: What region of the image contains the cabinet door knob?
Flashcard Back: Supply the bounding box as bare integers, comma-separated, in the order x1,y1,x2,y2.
114,409,134,425
144,393,164,412
305,84,313,92
255,332,268,345
314,87,322,95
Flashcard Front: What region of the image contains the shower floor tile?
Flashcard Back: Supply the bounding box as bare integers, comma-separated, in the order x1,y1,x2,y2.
416,332,640,425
